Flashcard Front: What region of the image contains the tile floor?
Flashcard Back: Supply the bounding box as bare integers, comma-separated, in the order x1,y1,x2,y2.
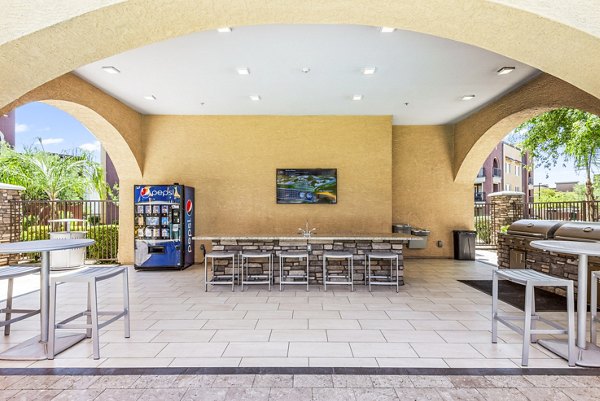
1,373,600,400
0,258,580,369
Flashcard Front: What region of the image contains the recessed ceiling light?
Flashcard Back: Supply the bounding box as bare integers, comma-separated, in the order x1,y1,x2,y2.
249,95,261,101
301,67,311,74
352,94,363,101
143,95,156,101
380,27,395,33
497,66,516,75
362,67,376,75
237,67,250,75
217,27,232,33
461,95,476,101
101,66,120,74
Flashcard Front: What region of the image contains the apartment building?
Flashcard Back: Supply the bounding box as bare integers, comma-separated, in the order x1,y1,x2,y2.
474,141,533,202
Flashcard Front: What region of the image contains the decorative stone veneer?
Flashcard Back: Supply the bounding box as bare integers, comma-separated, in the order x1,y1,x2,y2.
497,233,600,300
208,239,406,285
0,183,24,266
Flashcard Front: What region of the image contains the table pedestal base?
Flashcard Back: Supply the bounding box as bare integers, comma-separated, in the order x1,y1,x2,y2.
0,332,86,361
538,338,600,367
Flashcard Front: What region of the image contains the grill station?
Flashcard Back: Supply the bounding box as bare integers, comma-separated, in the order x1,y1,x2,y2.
498,219,600,301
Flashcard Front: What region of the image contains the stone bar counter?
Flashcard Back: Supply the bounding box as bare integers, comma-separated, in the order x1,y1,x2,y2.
193,234,418,284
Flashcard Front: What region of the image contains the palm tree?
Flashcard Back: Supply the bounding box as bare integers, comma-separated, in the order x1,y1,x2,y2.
0,139,110,201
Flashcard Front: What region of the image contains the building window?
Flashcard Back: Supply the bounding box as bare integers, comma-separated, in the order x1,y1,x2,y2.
515,186,520,192
505,184,511,191
515,165,520,176
505,162,510,173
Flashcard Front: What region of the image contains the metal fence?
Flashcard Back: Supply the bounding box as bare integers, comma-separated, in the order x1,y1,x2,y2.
474,202,498,247
474,200,600,249
524,200,600,222
9,200,119,263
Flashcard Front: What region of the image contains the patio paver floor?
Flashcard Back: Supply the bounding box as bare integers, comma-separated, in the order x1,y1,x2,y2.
0,258,579,369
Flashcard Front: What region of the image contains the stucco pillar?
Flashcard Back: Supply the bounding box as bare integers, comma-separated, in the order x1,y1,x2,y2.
0,183,25,266
488,191,525,244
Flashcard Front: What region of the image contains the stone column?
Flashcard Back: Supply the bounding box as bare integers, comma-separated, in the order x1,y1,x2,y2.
0,183,25,266
487,191,525,245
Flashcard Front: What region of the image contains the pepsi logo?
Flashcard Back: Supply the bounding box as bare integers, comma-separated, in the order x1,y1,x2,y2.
186,199,193,215
140,186,151,197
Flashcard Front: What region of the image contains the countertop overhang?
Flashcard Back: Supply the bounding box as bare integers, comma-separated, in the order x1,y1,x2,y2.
193,233,421,241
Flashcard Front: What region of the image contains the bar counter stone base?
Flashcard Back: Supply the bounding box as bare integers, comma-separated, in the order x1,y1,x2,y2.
208,239,406,285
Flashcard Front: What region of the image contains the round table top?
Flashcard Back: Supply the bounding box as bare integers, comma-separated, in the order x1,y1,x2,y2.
0,239,95,253
530,240,600,257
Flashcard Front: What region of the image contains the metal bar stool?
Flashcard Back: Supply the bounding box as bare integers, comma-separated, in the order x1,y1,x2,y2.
279,251,309,292
240,252,273,291
0,266,41,335
591,270,600,344
323,251,354,291
492,269,575,366
205,251,237,292
366,251,400,292
48,266,130,360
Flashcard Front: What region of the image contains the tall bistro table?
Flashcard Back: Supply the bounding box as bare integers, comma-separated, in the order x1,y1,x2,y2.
530,240,600,367
0,239,95,360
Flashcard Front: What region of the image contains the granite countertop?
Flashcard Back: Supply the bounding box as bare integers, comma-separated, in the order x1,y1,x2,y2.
193,233,421,241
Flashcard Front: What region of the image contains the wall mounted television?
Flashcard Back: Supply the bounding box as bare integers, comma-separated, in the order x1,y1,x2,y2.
276,168,337,204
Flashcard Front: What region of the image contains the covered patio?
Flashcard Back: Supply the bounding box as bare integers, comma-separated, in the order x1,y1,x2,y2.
0,257,571,370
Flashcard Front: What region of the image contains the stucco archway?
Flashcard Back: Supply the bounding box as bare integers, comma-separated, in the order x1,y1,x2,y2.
454,74,600,185
1,1,600,110
0,74,143,181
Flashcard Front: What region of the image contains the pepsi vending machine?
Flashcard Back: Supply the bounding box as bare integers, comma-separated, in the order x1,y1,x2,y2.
134,184,194,270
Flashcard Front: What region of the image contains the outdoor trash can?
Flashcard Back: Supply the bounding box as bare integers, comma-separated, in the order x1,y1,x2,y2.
453,230,476,260
409,228,430,249
392,224,411,234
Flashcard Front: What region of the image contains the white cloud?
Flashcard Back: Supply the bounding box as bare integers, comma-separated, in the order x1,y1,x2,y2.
79,141,101,152
40,137,64,145
15,123,29,133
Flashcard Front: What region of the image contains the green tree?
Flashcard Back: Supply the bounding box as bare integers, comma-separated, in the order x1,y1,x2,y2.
514,108,600,219
0,140,111,201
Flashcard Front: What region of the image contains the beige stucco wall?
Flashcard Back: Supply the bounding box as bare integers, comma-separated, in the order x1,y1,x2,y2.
393,125,471,258
120,115,393,263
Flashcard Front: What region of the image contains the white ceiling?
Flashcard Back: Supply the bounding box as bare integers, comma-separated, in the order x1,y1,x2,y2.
75,24,540,125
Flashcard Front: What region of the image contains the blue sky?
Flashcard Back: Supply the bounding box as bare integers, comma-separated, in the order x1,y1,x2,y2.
15,102,101,162
13,102,585,186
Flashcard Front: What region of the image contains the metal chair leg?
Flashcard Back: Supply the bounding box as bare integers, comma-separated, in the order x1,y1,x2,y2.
279,256,283,292
323,257,327,292
231,255,235,292
350,257,354,292
204,256,209,292
368,256,372,292
522,283,533,366
567,282,576,366
492,271,498,344
90,280,100,360
530,287,537,343
592,274,598,345
86,283,92,338
123,268,131,338
306,256,309,292
395,256,399,293
4,278,13,336
47,282,57,360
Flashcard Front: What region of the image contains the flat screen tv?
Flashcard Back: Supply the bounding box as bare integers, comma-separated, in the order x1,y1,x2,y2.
276,168,337,204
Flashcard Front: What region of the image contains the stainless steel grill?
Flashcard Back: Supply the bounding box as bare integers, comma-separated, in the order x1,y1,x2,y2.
554,222,600,242
506,219,567,239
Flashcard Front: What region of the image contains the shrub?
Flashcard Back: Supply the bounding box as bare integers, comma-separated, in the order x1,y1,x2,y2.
86,224,119,261
19,224,118,262
474,218,492,244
